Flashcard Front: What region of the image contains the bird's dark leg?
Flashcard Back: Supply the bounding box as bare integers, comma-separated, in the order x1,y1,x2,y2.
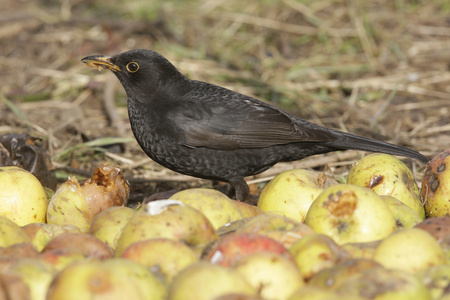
228,177,250,201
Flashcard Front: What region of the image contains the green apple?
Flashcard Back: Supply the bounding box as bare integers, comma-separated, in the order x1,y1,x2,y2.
305,184,396,244
347,153,425,219
258,169,337,222
0,216,31,247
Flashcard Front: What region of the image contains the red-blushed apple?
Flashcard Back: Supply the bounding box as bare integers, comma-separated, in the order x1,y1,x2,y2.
0,166,47,226
289,233,344,280
380,195,422,229
168,262,256,300
42,232,113,260
120,238,198,283
89,206,136,250
0,216,31,248
257,169,337,222
334,266,431,300
40,248,87,271
232,200,262,218
47,163,129,232
46,259,166,300
305,184,396,244
169,188,244,229
22,223,81,252
347,153,425,219
5,258,56,300
235,213,314,248
204,233,292,267
422,149,450,217
233,252,304,300
115,200,218,256
373,228,446,273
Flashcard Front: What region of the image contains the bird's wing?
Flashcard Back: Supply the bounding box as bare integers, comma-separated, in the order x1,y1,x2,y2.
173,86,337,150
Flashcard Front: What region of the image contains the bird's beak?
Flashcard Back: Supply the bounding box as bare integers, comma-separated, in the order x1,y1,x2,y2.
81,55,122,72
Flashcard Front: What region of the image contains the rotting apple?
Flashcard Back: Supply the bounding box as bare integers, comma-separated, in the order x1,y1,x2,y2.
22,223,81,252
347,153,425,219
305,184,396,244
381,195,422,229
422,149,450,217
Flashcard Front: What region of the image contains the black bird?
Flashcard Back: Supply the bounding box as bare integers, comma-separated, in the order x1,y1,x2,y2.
82,49,428,201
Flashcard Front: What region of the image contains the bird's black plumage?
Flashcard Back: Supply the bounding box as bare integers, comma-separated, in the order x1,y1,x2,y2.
82,49,428,200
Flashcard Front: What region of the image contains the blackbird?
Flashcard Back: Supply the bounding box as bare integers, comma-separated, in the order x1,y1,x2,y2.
82,49,428,201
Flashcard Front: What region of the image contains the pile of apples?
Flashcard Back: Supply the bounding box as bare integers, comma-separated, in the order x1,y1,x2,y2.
0,150,450,300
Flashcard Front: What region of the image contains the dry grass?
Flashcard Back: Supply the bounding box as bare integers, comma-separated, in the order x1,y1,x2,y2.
1,0,449,199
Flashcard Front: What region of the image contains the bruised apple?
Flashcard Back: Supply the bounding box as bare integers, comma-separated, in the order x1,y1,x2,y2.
347,153,425,219
305,184,396,244
422,149,450,217
257,169,337,222
0,166,47,226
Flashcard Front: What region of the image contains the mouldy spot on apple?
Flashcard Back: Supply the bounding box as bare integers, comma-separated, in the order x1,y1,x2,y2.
422,149,450,217
323,191,357,218
368,175,384,188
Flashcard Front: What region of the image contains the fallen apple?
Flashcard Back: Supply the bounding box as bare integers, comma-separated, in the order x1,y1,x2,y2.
168,262,256,300
235,213,314,248
257,169,337,222
115,200,218,256
0,216,31,248
422,149,450,217
289,233,343,280
232,200,262,218
0,166,47,226
233,252,304,300
381,195,422,229
204,233,292,267
89,206,136,250
169,188,244,229
415,216,450,242
347,153,425,219
22,223,81,252
419,264,450,300
121,238,198,283
373,228,446,273
47,258,166,300
47,163,129,232
305,184,396,244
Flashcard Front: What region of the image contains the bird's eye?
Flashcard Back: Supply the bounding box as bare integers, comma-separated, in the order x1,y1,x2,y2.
126,62,139,73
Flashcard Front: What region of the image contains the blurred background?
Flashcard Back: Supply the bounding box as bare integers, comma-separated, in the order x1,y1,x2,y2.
1,0,449,200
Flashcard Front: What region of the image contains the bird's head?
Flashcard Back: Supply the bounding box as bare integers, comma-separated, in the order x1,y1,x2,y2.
82,49,186,99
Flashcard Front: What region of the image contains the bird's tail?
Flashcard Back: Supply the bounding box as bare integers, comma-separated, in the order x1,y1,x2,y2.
330,131,428,163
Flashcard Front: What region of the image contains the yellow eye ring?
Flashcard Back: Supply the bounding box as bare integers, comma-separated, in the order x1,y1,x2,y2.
126,62,139,73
